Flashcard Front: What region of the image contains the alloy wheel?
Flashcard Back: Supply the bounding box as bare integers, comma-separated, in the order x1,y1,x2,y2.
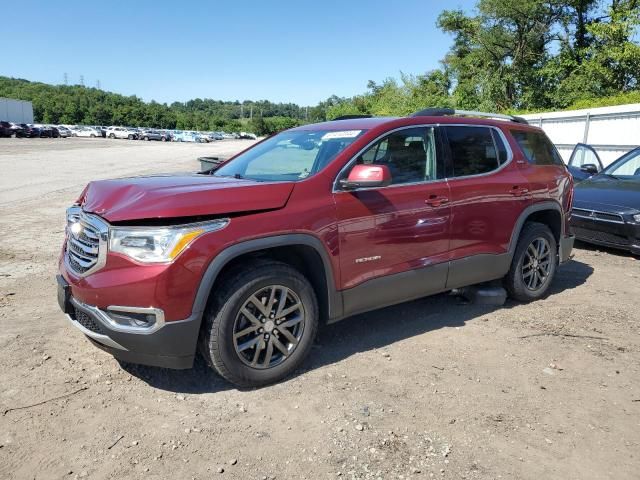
232,285,305,369
521,237,552,291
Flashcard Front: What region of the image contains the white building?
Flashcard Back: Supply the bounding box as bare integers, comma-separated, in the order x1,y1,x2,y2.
0,98,34,124
521,103,640,167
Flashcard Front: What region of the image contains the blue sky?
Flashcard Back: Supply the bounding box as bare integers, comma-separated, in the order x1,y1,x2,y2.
2,0,476,105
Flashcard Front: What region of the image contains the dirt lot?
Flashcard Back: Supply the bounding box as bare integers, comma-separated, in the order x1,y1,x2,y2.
0,138,639,480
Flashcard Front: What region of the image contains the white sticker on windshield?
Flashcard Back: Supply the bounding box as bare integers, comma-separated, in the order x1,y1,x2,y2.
321,130,362,140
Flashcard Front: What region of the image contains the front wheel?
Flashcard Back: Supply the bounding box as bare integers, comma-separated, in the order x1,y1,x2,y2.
504,222,557,302
199,260,318,388
128,134,134,140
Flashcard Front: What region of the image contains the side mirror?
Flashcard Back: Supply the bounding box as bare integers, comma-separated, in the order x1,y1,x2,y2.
340,164,392,190
580,163,599,175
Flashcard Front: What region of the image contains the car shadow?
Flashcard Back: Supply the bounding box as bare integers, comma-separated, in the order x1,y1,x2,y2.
122,258,593,393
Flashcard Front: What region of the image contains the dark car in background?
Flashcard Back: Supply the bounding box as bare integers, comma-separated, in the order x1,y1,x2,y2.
15,124,41,138
0,121,15,137
571,146,640,255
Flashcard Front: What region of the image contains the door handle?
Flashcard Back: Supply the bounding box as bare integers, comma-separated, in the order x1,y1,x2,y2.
510,186,529,196
425,195,449,207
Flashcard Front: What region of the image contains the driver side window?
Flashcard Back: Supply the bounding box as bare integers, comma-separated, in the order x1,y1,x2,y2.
355,127,437,185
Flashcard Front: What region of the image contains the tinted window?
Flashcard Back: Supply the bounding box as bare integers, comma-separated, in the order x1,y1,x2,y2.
355,127,437,185
513,131,563,166
445,126,500,177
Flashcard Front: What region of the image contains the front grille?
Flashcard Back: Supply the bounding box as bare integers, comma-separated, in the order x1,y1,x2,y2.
74,307,102,333
573,227,629,246
572,208,624,223
65,212,106,276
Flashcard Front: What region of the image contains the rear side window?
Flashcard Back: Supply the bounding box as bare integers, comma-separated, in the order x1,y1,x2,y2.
444,126,503,177
513,131,564,166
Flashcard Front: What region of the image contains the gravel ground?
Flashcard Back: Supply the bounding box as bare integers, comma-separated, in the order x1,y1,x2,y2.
0,138,638,480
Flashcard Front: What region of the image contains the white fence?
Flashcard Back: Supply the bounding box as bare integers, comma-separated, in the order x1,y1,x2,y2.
521,103,640,167
0,98,34,124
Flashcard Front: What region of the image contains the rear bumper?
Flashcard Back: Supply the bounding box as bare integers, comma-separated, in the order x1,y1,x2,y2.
559,234,575,263
57,275,200,369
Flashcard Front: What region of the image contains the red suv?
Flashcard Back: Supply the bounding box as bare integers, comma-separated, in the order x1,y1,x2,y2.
57,109,575,387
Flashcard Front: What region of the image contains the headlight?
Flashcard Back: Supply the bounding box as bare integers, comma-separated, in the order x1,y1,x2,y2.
633,213,640,223
109,219,228,263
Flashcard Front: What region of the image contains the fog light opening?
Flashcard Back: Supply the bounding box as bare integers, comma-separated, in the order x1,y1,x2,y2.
105,309,157,329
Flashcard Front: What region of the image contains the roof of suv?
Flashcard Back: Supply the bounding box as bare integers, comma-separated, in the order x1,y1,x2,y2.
291,114,540,133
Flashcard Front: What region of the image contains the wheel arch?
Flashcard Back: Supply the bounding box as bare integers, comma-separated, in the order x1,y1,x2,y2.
509,201,564,258
191,234,343,330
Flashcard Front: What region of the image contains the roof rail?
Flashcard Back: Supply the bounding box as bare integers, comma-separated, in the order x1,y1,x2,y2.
332,114,373,120
410,108,528,125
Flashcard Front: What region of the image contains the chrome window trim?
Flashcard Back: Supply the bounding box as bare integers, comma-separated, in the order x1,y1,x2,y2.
440,124,514,183
332,124,443,193
332,123,514,193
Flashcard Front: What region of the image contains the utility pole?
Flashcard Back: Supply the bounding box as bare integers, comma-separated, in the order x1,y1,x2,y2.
96,79,101,90
240,104,244,119
79,75,84,86
63,73,68,85
250,105,253,120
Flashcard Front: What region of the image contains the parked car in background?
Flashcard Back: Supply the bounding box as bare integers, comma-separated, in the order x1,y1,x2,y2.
0,121,15,137
239,131,257,140
206,132,224,141
139,129,164,141
567,143,604,182
172,130,205,142
57,126,72,138
571,146,640,255
74,127,102,138
106,126,138,140
15,124,41,138
90,126,107,138
57,109,574,387
158,130,172,142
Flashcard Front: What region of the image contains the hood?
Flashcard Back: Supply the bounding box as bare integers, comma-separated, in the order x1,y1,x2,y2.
574,175,640,212
81,173,295,222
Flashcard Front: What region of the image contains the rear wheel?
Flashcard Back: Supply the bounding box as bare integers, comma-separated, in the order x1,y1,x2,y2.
199,260,318,388
128,134,134,140
504,222,557,302
109,133,115,139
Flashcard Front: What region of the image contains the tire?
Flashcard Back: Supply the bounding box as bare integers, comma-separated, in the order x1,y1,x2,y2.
199,260,319,388
90,134,95,138
109,133,115,139
128,134,134,140
504,222,557,302
161,136,167,142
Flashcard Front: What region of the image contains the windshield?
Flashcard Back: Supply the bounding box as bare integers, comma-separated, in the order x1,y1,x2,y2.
214,129,365,182
603,148,640,178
